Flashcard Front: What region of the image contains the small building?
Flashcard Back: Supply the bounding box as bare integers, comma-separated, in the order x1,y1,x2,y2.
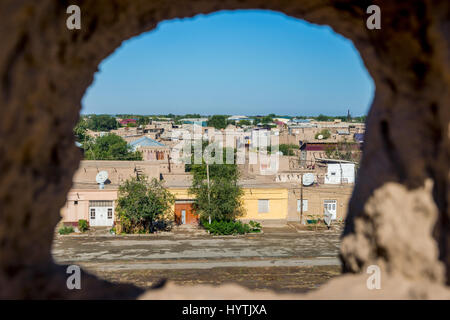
325,163,355,184
129,136,170,161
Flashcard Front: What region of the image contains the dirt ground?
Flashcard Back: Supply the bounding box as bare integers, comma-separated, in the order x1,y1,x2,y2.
52,224,343,293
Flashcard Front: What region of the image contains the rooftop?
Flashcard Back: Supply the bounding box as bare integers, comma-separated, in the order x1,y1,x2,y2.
129,136,166,147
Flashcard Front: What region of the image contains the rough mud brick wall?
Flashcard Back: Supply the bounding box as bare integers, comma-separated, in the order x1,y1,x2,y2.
0,0,448,298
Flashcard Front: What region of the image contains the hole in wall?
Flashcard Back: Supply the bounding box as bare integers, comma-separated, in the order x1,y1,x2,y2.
54,9,374,294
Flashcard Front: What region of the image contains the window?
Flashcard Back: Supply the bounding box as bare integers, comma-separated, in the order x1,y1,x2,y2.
297,199,308,212
258,200,269,213
107,208,113,219
89,200,113,207
324,200,337,212
90,208,95,219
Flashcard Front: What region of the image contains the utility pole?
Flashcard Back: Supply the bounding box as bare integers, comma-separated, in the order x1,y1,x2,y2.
167,154,171,173
206,162,211,224
300,172,304,224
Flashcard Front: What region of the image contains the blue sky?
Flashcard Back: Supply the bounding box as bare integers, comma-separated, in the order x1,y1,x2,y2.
82,10,374,116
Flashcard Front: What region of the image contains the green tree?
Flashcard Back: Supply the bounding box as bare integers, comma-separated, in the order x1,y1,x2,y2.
238,119,252,126
316,114,332,122
84,134,142,160
116,176,175,233
261,115,273,124
278,144,299,156
137,116,150,126
189,145,245,222
207,115,228,129
87,114,118,131
74,118,89,142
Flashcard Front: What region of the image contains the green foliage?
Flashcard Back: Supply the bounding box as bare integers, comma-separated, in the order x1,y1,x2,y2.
137,116,150,126
352,115,366,123
78,219,89,233
325,140,360,162
116,176,175,234
201,219,262,235
315,129,331,139
84,134,142,160
207,115,228,129
248,220,262,232
58,226,74,235
237,119,252,126
278,144,299,156
189,143,245,221
261,115,274,124
86,114,118,131
74,118,89,142
310,114,366,123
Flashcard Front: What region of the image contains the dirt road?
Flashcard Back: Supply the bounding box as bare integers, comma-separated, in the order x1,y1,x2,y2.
52,225,342,293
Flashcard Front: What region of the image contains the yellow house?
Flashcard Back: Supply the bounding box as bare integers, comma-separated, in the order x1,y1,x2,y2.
239,185,289,224
168,183,289,225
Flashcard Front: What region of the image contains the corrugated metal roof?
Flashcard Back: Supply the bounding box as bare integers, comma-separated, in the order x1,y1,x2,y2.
129,136,166,147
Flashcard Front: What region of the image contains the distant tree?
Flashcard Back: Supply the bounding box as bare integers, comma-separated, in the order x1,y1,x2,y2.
116,176,175,233
316,114,332,122
87,114,118,131
84,134,142,160
352,116,367,123
137,116,150,126
207,115,228,129
182,114,202,119
261,116,273,124
238,119,252,126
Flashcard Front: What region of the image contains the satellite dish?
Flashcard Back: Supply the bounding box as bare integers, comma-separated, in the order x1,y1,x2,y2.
302,173,315,186
96,171,108,189
317,134,324,140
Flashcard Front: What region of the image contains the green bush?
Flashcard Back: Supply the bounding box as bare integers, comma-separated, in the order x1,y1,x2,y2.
248,220,262,232
201,219,262,235
78,219,89,232
315,129,331,139
58,226,74,235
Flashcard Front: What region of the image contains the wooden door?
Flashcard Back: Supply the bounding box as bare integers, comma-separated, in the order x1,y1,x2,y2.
174,202,198,225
